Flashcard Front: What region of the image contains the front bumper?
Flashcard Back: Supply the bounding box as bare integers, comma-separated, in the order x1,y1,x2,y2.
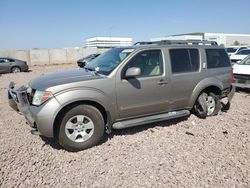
8,82,60,137
233,74,250,89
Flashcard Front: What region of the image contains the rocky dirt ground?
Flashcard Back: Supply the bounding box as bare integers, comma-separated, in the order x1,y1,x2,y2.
0,64,249,188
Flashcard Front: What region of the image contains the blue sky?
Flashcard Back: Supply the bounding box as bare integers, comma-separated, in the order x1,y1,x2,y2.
0,0,249,50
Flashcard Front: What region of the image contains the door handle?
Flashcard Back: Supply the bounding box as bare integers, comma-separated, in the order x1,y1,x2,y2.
157,79,168,85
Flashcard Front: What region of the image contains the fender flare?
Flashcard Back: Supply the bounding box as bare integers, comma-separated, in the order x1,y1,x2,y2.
51,88,116,136
188,77,223,107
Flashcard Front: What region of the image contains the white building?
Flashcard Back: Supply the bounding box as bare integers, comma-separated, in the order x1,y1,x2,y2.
151,33,250,46
86,37,133,48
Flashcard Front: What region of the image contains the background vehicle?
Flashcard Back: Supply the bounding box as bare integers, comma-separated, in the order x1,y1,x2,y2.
8,40,234,151
230,49,250,64
233,55,250,89
0,57,29,74
77,53,100,67
226,46,249,56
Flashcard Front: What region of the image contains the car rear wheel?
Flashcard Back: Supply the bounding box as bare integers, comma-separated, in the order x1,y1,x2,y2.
11,66,21,73
58,104,105,151
194,92,221,118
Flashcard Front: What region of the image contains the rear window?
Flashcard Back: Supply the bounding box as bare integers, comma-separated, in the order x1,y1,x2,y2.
169,49,200,73
226,48,237,53
206,49,231,68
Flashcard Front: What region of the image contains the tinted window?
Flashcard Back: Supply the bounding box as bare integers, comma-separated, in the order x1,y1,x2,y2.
0,58,9,63
7,58,15,62
206,49,231,68
169,49,199,73
124,50,163,77
226,48,237,53
238,47,247,51
237,49,250,55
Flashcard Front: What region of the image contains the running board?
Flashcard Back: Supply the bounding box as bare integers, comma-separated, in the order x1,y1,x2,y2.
112,110,190,129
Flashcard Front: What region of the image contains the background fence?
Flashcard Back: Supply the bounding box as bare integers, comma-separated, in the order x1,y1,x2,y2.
0,48,107,66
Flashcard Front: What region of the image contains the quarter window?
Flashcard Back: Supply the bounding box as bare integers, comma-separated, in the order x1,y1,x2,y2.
206,49,231,68
169,49,200,73
125,50,163,77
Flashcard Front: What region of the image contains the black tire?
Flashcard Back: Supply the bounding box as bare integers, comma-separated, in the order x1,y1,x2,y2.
194,92,208,119
194,92,221,118
221,101,230,112
207,92,221,116
58,105,104,151
11,66,21,73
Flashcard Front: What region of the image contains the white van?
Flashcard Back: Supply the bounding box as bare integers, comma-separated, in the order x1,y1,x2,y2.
226,46,249,56
233,55,250,88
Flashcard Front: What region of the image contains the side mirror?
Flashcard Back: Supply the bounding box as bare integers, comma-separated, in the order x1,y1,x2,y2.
236,60,241,64
124,67,141,78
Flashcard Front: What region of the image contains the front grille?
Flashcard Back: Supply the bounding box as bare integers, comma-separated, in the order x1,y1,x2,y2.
234,74,250,80
27,89,35,104
231,59,240,63
234,74,250,84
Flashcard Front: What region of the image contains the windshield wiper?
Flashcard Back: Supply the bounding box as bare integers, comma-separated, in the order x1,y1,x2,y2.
84,67,106,76
84,67,95,72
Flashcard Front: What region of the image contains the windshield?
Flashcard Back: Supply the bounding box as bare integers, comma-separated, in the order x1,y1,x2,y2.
239,55,250,65
85,48,134,75
236,49,250,55
226,48,237,53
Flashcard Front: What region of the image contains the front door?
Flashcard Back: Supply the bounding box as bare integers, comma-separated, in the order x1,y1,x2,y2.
0,58,11,73
116,49,171,119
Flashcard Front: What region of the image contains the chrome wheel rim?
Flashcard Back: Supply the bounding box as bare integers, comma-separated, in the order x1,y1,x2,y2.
206,96,215,116
12,67,20,73
65,115,94,143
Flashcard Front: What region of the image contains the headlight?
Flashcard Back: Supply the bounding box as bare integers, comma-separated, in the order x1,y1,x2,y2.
32,90,53,106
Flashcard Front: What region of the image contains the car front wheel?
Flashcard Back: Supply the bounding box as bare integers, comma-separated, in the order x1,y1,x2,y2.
58,104,105,151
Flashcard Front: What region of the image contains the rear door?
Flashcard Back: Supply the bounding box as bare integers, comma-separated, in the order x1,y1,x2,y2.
167,48,202,110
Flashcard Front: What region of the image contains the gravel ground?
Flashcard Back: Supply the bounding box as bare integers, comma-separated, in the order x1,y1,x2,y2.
0,64,250,187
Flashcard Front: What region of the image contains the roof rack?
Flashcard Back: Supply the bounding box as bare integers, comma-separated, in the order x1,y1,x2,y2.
134,40,218,46
134,41,155,45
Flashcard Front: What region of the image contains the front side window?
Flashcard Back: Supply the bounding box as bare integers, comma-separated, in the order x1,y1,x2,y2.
124,50,163,77
206,49,231,68
169,49,200,73
1,58,9,63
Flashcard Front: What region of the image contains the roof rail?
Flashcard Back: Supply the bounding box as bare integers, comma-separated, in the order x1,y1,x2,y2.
133,41,155,45
134,40,218,46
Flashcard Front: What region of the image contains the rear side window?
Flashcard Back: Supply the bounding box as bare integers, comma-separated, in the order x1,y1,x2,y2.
206,49,231,68
169,49,200,73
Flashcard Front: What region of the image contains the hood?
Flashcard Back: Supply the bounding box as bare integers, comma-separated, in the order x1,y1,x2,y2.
30,68,102,91
230,54,248,60
233,64,250,75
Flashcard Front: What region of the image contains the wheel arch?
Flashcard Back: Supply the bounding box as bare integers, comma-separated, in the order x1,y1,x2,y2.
189,78,223,108
53,100,108,140
11,65,21,72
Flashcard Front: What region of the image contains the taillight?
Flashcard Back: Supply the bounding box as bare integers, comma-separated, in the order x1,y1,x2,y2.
230,68,234,83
